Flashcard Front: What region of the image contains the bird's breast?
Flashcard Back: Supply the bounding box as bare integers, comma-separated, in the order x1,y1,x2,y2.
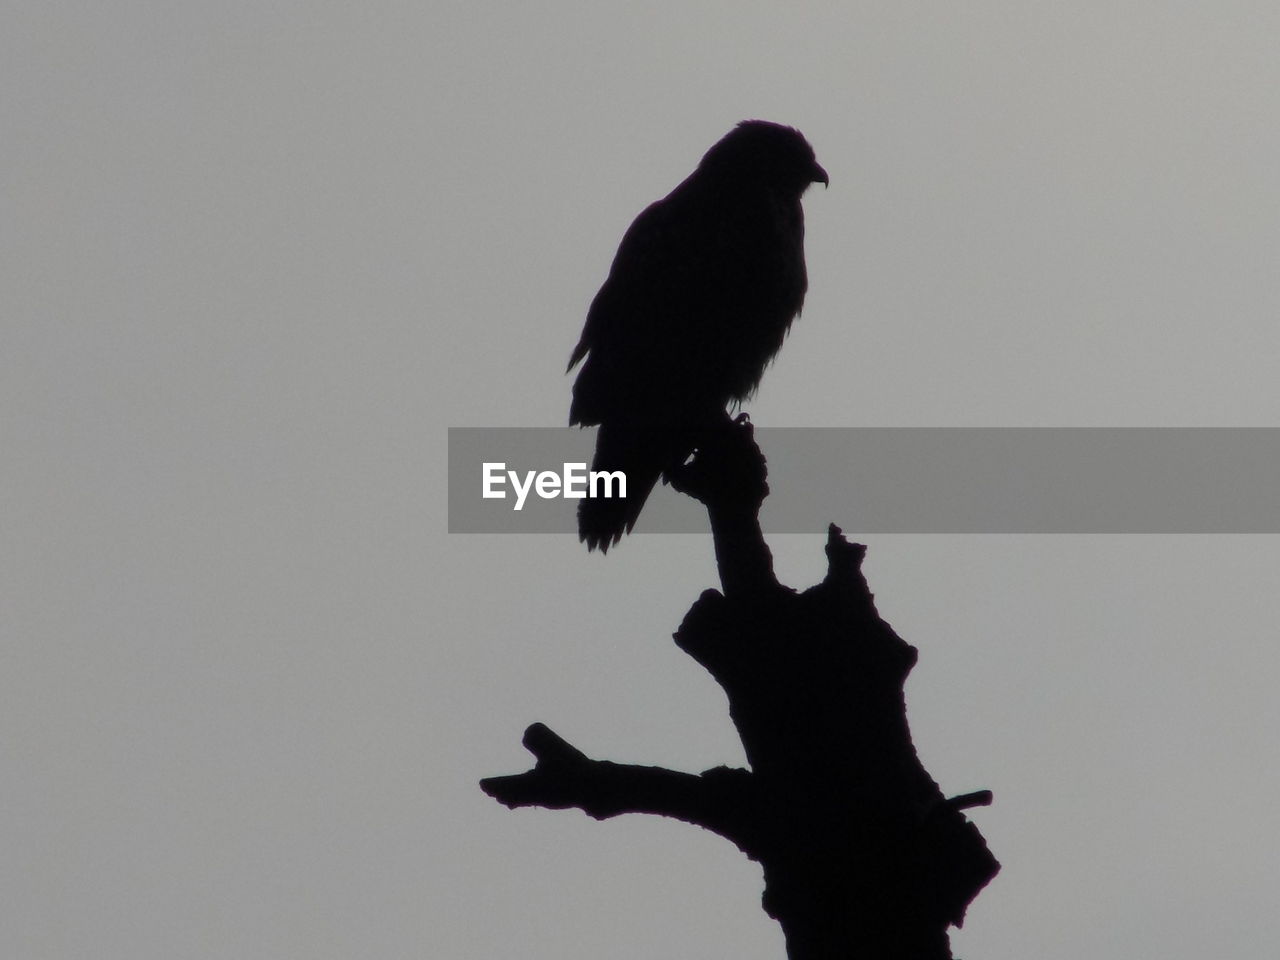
702,197,806,400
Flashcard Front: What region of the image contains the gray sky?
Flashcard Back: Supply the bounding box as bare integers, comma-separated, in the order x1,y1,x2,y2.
4,3,1280,958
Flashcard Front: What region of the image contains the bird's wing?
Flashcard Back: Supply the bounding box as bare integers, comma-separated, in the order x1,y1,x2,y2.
568,183,725,426
569,188,696,363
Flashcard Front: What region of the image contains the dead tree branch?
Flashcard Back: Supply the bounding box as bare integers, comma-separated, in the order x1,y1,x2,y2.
483,418,998,958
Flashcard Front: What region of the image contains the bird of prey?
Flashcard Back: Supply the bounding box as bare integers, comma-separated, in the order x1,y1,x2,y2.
567,120,827,552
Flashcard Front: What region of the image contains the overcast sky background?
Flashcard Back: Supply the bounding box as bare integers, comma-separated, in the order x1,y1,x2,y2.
5,3,1280,958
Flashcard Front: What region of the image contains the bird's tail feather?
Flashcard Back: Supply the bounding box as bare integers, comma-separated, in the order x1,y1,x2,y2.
577,423,668,553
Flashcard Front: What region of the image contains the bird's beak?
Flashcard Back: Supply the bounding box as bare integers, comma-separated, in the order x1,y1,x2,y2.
811,162,829,188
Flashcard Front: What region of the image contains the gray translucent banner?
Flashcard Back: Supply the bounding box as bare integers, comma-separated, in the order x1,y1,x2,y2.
448,428,1280,534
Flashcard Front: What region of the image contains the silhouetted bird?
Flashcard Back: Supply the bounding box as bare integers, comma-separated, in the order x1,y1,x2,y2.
567,120,827,551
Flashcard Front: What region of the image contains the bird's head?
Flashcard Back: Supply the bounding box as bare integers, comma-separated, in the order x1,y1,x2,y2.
698,120,828,196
